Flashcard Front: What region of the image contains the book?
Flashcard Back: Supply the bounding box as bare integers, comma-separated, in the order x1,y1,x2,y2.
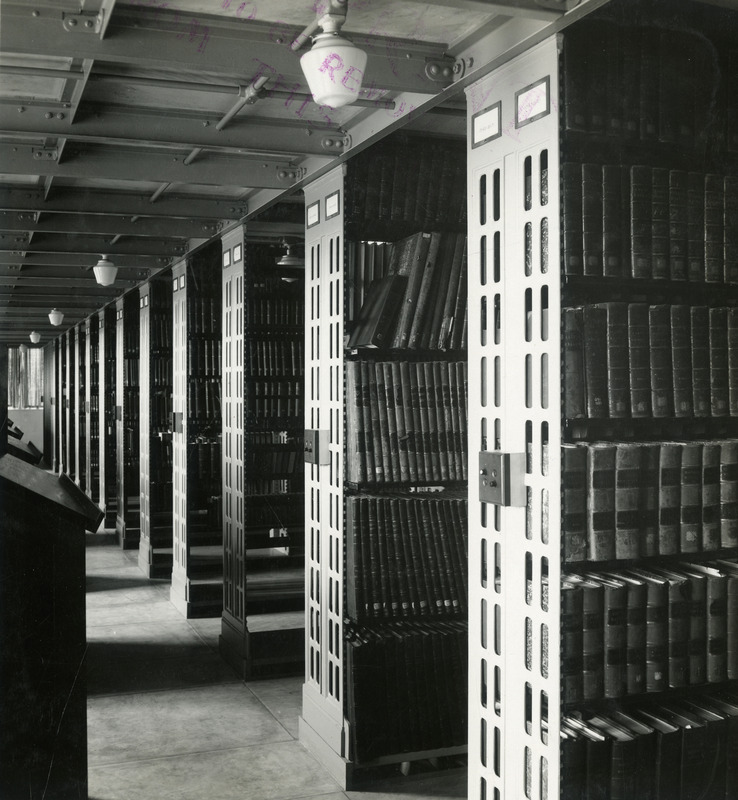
711,560,738,679
680,563,728,684
603,164,626,277
562,443,587,562
658,442,682,556
628,303,652,417
596,302,630,418
561,578,584,704
606,571,647,695
627,567,669,693
729,308,738,415
651,167,670,279
631,709,682,800
701,442,722,552
687,171,706,282
562,163,584,275
670,305,693,417
587,442,617,561
691,305,711,417
614,442,644,559
724,176,738,283
391,233,432,349
641,442,660,557
709,307,729,416
408,233,443,350
566,574,604,700
582,163,604,276
649,566,691,688
586,573,627,698
583,305,609,418
668,169,689,280
630,165,652,278
680,442,703,554
347,273,407,349
564,307,585,418
704,173,725,284
720,440,738,548
649,304,675,418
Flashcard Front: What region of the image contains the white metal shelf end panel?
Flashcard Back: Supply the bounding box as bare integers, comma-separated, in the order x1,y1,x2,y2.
139,287,151,541
300,166,348,769
466,37,562,800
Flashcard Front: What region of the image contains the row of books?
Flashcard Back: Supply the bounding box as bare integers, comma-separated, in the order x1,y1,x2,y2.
147,482,173,509
346,241,393,324
346,360,468,485
347,231,467,351
347,138,466,230
188,339,221,378
346,494,468,621
561,694,738,800
244,477,298,496
346,619,467,761
188,297,219,335
563,18,716,146
564,303,738,420
245,339,303,378
562,560,738,703
123,358,138,387
242,492,303,530
123,326,139,355
563,440,738,563
190,436,221,486
151,390,173,431
150,359,173,387
149,314,172,349
187,378,221,422
243,435,303,476
563,164,738,282
244,381,302,421
245,295,304,328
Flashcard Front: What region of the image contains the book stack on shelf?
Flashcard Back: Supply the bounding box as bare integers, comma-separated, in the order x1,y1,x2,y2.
101,307,117,526
116,293,140,548
242,252,304,615
86,318,100,504
171,243,223,618
340,134,469,766
560,8,738,799
76,326,87,493
139,279,174,578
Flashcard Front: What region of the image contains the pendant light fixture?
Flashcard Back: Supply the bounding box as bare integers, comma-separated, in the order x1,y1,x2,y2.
29,331,40,344
48,308,64,326
299,7,366,108
276,241,304,282
93,254,118,286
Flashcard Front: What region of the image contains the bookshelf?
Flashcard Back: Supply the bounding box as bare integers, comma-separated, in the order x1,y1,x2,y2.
99,306,117,528
220,228,306,679
299,132,469,787
138,278,174,578
84,316,100,504
170,242,223,618
64,329,75,480
74,324,86,493
115,293,140,549
43,340,56,471
466,6,738,799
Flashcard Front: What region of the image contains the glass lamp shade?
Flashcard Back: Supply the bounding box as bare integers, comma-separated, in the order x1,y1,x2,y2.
48,308,64,326
300,32,367,108
93,256,118,286
29,331,41,344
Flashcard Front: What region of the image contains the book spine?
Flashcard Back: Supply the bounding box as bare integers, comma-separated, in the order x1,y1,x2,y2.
687,172,706,282
665,577,690,687
705,572,728,683
563,444,588,563
649,304,675,417
704,173,725,283
630,165,653,278
651,167,670,279
720,440,738,548
628,303,652,417
724,176,738,283
583,305,609,418
658,442,682,556
641,443,660,558
671,305,694,417
564,307,586,418
390,362,410,483
681,442,703,554
587,443,617,561
601,302,631,417
623,578,647,695
562,582,584,705
643,578,669,693
345,360,366,484
709,307,729,417
701,442,722,552
562,163,584,275
602,581,628,698
685,572,707,685
615,443,644,560
729,308,738,415
669,169,689,280
603,164,626,277
582,581,605,700
582,163,604,276
691,306,711,417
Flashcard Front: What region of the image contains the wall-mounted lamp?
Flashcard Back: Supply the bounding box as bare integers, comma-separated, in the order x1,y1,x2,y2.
299,11,367,108
93,254,118,286
29,331,41,344
48,308,64,326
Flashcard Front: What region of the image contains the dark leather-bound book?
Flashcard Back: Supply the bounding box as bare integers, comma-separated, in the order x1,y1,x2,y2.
562,163,584,275
650,566,692,688
652,167,670,280
583,305,609,418
627,567,669,693
692,305,711,417
687,171,706,282
720,440,738,548
347,273,407,349
668,169,689,280
671,305,694,417
566,574,605,701
561,579,584,704
607,571,647,695
586,573,628,699
630,165,653,279
587,442,617,562
629,303,652,417
614,443,644,560
658,442,682,556
680,442,703,554
603,164,627,277
649,304,675,418
564,307,586,418
704,173,725,284
680,562,728,684
563,443,587,563
582,163,604,276
595,302,631,418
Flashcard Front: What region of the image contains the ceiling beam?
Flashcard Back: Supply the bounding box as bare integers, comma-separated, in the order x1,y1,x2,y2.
0,187,244,219
0,294,119,306
0,234,185,257
0,143,306,189
0,104,349,158
0,211,220,239
0,275,140,289
0,252,160,270
0,3,452,97
401,0,565,19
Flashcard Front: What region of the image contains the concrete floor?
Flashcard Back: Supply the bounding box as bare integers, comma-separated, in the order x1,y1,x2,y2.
85,531,467,800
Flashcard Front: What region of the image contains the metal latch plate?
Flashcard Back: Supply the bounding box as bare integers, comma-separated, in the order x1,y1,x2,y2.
304,429,330,465
479,451,526,506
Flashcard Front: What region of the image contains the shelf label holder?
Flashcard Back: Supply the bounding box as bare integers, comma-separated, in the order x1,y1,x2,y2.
478,451,526,506
304,429,329,465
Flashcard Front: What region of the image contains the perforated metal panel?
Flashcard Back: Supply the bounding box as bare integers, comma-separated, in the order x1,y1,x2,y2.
301,167,348,759
466,38,562,800
139,286,151,551
222,229,246,633
171,261,189,597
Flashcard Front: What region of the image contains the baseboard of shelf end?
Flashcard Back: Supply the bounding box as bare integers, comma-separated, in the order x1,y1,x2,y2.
298,715,353,790
169,574,223,619
137,542,172,579
115,519,140,550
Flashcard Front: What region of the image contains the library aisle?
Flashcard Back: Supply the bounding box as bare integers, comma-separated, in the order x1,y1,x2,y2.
84,531,466,800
